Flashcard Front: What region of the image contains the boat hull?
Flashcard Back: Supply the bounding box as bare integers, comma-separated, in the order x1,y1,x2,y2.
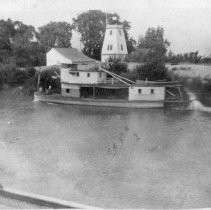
34,92,164,109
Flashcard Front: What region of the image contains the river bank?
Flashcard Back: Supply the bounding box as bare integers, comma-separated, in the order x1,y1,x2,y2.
166,63,211,107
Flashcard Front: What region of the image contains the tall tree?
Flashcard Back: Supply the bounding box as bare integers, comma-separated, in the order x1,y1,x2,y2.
0,19,15,51
0,19,45,67
138,26,170,63
73,10,135,60
134,27,170,81
38,21,73,50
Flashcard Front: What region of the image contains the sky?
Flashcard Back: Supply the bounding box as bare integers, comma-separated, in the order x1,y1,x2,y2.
0,0,211,56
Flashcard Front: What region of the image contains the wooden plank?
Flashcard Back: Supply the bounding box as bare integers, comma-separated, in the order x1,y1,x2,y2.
166,90,176,97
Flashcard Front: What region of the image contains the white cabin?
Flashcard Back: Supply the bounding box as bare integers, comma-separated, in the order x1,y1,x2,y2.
128,86,165,101
101,24,128,62
61,67,106,85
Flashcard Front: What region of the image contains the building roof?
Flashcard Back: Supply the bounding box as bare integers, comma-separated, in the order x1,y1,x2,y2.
51,48,96,64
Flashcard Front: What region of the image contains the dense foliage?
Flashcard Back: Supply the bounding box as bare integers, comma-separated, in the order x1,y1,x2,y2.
106,57,128,75
38,22,73,51
137,27,170,63
0,64,35,85
39,67,61,93
132,62,169,81
72,10,135,60
129,27,170,81
0,19,72,67
0,19,46,67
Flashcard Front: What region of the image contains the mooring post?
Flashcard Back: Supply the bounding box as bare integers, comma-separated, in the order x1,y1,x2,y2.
37,71,41,91
93,87,95,98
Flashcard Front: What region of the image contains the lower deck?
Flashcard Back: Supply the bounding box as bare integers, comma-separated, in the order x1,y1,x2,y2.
34,92,164,109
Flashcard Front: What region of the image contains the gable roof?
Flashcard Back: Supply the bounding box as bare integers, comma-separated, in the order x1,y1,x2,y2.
51,48,96,63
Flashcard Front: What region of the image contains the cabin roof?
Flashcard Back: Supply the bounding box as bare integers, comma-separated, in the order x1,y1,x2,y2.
51,48,97,64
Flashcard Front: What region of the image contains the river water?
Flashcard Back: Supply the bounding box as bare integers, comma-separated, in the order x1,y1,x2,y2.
0,88,211,209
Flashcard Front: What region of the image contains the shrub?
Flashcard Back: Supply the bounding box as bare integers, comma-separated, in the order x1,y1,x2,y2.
0,64,33,85
107,57,128,75
22,74,38,95
26,67,36,78
132,61,170,81
39,67,61,93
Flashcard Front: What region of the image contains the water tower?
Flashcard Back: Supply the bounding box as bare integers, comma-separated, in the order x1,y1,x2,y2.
101,23,128,62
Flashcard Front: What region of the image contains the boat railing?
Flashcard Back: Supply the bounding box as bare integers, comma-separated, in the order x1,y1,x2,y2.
99,78,123,85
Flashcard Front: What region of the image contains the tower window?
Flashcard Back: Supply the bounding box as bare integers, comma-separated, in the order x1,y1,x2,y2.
99,73,102,77
151,89,154,94
121,44,123,50
138,89,142,94
119,30,121,35
110,30,112,35
66,89,70,93
76,72,79,77
107,45,113,51
87,73,90,77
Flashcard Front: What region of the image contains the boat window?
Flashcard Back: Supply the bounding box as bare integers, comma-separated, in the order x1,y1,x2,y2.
110,30,112,35
87,73,90,77
66,89,70,93
138,89,142,94
76,72,79,77
151,89,154,94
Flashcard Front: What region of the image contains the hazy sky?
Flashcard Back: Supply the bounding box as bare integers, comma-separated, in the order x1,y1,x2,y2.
0,0,211,55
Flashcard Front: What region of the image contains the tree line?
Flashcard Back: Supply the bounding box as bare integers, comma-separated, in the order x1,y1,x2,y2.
0,10,174,85
1,9,209,69
0,10,137,67
166,51,211,64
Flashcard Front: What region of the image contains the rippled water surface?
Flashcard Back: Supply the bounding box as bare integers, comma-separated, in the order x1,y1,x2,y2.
0,88,211,208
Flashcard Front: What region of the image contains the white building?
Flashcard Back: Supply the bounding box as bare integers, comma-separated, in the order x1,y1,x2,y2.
101,24,128,62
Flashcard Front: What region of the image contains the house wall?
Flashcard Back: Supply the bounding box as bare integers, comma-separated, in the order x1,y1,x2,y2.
129,86,165,101
46,49,72,66
101,24,128,62
61,83,80,98
60,68,107,84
